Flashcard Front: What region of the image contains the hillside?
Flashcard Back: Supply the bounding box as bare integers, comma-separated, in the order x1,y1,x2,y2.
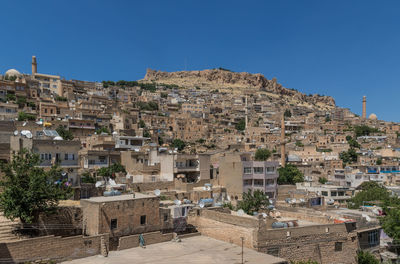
143,68,336,111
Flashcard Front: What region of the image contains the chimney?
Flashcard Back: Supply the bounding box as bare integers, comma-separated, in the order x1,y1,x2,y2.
32,56,37,75
280,112,286,167
362,96,366,120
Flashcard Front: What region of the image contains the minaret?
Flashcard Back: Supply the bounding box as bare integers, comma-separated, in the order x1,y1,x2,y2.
280,112,286,167
362,96,366,120
32,56,37,75
245,96,248,129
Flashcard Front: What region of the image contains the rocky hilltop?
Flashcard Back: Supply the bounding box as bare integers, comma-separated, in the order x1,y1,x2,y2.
144,69,336,109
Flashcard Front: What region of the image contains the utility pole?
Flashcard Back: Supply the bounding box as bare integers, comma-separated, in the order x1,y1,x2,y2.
241,237,244,264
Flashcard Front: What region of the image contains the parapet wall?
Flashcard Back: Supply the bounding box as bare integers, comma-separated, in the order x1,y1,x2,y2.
117,231,173,250
129,181,174,192
0,234,109,263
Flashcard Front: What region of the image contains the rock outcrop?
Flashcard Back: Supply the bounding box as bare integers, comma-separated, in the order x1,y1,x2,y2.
144,69,336,108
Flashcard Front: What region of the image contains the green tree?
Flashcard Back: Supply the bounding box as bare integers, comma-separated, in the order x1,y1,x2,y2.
96,127,110,135
16,96,26,108
339,148,358,165
284,109,292,118
6,93,16,101
346,136,361,149
81,171,96,184
97,163,126,179
277,164,304,185
325,116,331,122
56,125,74,140
139,120,146,128
237,190,270,215
158,136,164,146
17,111,36,121
290,261,318,264
255,148,271,161
318,177,328,184
235,119,246,131
348,181,390,209
0,150,71,223
376,158,382,165
295,141,304,147
356,250,379,264
354,125,381,137
171,139,186,151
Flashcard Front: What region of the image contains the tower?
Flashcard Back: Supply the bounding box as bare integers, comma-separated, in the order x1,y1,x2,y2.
362,96,366,120
245,96,248,129
280,112,286,167
32,56,37,75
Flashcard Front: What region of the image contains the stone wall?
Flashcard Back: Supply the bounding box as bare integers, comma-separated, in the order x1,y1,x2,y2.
129,181,174,192
0,234,109,263
257,224,358,264
117,231,173,250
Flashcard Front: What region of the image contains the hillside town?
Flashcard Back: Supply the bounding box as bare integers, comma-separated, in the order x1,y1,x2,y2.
0,56,399,264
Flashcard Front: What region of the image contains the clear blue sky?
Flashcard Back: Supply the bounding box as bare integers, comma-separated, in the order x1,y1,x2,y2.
1,1,400,121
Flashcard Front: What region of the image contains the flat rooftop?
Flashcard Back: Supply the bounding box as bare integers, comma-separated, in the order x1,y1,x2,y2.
62,236,287,264
82,193,155,203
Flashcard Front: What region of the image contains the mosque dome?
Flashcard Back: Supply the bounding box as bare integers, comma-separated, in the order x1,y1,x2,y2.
5,69,21,77
369,113,377,120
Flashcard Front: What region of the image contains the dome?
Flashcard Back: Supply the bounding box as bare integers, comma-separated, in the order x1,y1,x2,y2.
369,113,377,120
5,69,21,77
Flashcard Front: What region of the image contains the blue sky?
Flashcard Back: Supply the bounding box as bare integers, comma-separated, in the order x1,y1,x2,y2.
1,1,400,121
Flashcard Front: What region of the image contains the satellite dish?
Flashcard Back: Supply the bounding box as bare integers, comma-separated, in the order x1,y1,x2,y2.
174,199,181,206
13,130,18,136
269,199,273,204
95,181,103,188
154,189,161,196
237,209,245,216
25,132,32,139
292,198,297,203
199,202,205,208
54,136,63,140
22,122,27,126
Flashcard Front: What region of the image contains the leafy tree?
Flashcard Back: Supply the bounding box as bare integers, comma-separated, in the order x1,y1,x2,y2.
354,125,381,137
143,130,151,138
97,163,126,179
255,148,271,161
158,136,164,146
348,181,390,209
17,111,36,121
235,119,246,131
16,96,26,108
55,96,67,102
356,250,379,264
237,190,270,215
339,148,358,165
171,139,186,151
56,125,74,140
295,141,304,147
6,93,16,101
0,150,71,223
284,109,292,118
290,261,318,264
318,177,328,184
277,164,304,185
81,171,96,184
376,158,382,165
325,116,331,122
139,120,146,128
346,136,361,149
96,127,110,135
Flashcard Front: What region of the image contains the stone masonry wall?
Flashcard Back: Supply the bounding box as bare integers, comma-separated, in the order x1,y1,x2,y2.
117,231,173,250
0,234,109,263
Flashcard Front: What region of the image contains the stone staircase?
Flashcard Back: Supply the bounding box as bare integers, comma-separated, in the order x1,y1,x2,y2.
0,212,22,242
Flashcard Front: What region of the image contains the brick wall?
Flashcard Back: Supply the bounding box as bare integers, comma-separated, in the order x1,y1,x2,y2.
0,234,109,263
117,231,173,250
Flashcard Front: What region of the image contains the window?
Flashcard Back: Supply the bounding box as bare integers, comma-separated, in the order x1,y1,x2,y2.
331,191,337,196
368,230,379,247
65,153,69,160
338,191,345,196
266,167,275,173
110,219,117,230
254,179,264,186
335,242,342,251
254,167,264,174
243,167,252,174
164,214,168,222
140,215,146,225
243,179,252,186
321,191,328,196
